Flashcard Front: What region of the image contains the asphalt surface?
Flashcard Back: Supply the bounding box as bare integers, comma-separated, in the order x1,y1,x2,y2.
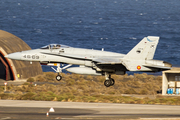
0,100,180,120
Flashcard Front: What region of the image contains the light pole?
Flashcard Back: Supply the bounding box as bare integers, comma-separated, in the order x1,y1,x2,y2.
4,82,7,91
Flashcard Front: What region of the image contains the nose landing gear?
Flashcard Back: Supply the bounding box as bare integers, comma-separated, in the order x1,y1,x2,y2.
51,63,72,81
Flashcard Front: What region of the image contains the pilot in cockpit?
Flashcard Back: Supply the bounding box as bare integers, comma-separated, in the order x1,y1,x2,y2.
56,44,61,48
53,45,56,49
41,44,66,49
52,44,61,49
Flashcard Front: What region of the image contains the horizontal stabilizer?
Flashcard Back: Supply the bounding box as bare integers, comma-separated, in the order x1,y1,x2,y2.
143,64,171,70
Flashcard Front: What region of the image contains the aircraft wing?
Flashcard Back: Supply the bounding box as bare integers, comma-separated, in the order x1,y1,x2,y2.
92,58,127,72
41,52,127,71
92,57,122,64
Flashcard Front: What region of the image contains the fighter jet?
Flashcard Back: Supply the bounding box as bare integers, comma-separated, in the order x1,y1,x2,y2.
5,36,172,87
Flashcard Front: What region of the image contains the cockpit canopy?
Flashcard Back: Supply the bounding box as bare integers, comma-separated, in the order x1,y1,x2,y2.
40,44,70,49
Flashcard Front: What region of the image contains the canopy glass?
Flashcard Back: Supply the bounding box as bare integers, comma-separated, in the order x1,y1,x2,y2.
40,44,70,49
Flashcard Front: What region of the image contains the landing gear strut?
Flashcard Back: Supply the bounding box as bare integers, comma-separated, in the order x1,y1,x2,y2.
104,73,115,87
51,63,72,81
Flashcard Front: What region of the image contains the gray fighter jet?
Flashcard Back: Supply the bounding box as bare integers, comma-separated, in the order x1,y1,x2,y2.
5,36,172,87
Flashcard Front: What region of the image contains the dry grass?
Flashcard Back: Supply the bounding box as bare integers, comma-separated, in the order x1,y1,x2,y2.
1,72,179,105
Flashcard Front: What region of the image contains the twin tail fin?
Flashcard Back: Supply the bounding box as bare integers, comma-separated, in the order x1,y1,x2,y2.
124,36,159,60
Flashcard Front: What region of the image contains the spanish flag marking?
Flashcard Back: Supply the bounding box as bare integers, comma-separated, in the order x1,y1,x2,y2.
137,65,141,70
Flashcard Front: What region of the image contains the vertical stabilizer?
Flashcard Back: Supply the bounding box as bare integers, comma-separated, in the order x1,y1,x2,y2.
124,36,159,60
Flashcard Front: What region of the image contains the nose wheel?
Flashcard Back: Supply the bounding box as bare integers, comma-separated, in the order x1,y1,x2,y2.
56,74,62,81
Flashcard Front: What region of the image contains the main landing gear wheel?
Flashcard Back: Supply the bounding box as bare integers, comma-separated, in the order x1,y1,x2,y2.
104,79,115,87
104,73,115,87
104,80,111,87
56,75,62,81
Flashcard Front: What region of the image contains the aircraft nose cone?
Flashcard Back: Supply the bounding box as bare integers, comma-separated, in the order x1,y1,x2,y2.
5,52,22,60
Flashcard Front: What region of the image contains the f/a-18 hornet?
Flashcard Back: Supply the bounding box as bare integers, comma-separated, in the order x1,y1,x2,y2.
5,36,172,87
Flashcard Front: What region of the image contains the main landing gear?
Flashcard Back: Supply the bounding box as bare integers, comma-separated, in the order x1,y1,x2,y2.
51,63,72,81
104,73,115,87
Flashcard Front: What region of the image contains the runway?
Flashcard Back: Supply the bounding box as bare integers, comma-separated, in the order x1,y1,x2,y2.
0,100,180,119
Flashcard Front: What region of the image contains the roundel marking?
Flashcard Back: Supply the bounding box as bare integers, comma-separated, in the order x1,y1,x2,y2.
137,65,141,70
